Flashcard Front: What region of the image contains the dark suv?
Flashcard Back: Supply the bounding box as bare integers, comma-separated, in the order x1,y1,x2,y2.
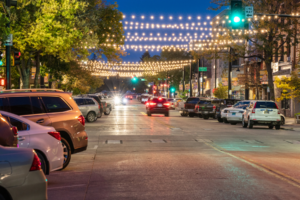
0,89,88,169
195,99,222,119
181,97,208,117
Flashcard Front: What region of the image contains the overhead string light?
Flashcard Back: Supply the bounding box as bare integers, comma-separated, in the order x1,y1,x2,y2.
122,15,208,20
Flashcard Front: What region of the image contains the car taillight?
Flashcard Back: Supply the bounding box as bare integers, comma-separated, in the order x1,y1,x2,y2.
12,126,18,135
213,105,216,110
105,103,107,107
48,131,61,141
30,152,41,171
252,102,257,113
98,103,100,109
78,115,85,126
149,102,156,106
163,103,170,107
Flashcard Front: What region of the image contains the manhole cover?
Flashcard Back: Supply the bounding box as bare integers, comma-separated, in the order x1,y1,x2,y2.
150,139,166,143
106,140,122,144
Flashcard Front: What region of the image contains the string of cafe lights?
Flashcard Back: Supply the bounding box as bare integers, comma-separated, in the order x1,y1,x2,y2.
122,15,211,20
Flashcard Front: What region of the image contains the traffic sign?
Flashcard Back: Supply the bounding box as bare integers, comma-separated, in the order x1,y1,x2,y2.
245,6,253,18
199,67,207,72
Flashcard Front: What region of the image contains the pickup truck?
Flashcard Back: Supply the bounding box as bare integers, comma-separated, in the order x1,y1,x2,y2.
195,99,222,119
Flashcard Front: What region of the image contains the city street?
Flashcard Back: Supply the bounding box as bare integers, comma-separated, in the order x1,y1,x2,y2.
47,99,300,200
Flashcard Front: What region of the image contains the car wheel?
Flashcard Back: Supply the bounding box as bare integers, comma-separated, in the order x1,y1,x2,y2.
268,125,274,129
98,110,102,118
104,109,111,115
165,113,169,117
189,113,195,117
275,125,281,130
281,116,285,125
248,118,253,129
0,193,7,200
242,117,247,128
180,113,185,117
223,118,229,123
231,123,237,125
36,151,47,175
217,117,223,123
60,137,71,170
203,115,209,120
198,114,203,118
87,112,96,122
147,112,151,116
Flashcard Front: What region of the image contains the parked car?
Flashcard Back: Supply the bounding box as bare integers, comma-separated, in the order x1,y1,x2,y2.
125,95,133,100
1,111,64,174
280,114,285,125
221,101,250,123
195,99,221,119
97,95,112,115
73,97,100,122
180,97,208,117
86,95,104,118
0,146,47,200
0,89,88,169
242,100,281,129
216,99,241,122
226,104,249,125
167,98,183,110
0,113,18,147
146,97,170,117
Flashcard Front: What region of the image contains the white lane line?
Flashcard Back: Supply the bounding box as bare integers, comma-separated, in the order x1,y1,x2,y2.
93,145,98,149
48,184,86,190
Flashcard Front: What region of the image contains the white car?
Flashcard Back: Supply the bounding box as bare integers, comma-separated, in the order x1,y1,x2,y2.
227,104,249,125
221,101,250,123
242,100,281,129
0,111,64,174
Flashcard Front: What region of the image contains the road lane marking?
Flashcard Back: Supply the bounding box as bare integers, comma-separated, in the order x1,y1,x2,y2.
141,112,147,115
204,142,300,189
93,145,98,149
48,184,86,190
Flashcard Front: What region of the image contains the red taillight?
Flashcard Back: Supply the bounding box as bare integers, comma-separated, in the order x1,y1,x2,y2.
275,103,280,114
78,115,85,126
105,103,107,107
12,127,18,135
149,102,156,106
30,152,41,171
213,105,216,110
163,103,170,107
158,98,162,100
48,131,61,141
146,102,149,106
252,102,257,113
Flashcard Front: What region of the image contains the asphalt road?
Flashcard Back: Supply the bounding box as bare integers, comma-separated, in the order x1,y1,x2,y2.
47,99,300,200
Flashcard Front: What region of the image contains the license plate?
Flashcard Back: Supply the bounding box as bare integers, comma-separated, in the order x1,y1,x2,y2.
158,104,162,107
232,113,236,115
188,109,194,112
204,111,208,113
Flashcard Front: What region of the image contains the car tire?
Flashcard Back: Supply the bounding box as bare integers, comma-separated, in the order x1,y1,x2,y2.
60,137,72,170
189,113,195,117
231,123,237,125
242,117,247,128
86,112,96,122
98,110,102,118
203,115,209,120
275,125,280,130
217,117,223,123
198,114,203,118
0,193,7,200
268,125,274,129
165,113,169,117
36,151,47,175
104,109,111,115
248,118,253,129
223,118,229,123
281,116,285,125
180,113,185,117
147,112,151,116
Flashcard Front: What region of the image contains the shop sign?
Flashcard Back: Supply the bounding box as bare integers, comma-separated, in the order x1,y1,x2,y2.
222,78,228,86
179,84,183,91
185,84,190,90
260,70,268,84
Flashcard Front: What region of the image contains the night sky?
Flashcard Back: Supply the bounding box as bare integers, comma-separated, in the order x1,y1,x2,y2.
110,0,227,62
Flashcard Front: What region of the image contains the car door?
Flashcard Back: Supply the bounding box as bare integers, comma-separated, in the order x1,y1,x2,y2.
3,115,30,148
26,97,52,126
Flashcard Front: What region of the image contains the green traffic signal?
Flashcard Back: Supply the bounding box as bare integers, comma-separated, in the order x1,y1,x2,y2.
0,61,3,66
234,16,240,23
170,87,175,93
230,0,243,29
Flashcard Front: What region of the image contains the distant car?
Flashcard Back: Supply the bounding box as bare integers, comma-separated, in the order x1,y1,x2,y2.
195,99,222,119
73,97,100,122
141,95,151,104
1,111,64,174
181,97,208,117
146,97,170,117
226,104,249,125
0,146,47,200
125,95,133,100
167,98,183,110
216,99,241,122
219,101,249,123
242,100,281,129
0,113,18,147
280,114,285,125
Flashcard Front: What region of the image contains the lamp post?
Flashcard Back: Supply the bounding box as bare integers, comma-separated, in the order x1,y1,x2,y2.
189,61,192,97
197,59,201,96
182,66,185,92
228,47,232,99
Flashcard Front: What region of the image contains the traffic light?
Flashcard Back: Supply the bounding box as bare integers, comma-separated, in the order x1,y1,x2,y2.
131,75,138,82
0,78,5,87
0,51,3,66
13,51,21,66
230,0,244,29
170,86,176,93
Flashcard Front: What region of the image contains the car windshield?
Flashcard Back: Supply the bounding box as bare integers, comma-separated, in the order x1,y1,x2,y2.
186,98,199,104
255,102,277,109
198,100,211,104
233,101,250,107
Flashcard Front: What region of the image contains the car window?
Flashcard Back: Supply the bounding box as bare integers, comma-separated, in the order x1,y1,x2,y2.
0,98,9,112
255,102,277,109
212,100,221,105
74,99,85,106
31,97,45,114
42,97,71,113
235,105,248,110
186,98,199,104
8,97,32,115
3,115,29,131
90,96,100,104
152,98,166,103
168,99,174,101
85,99,95,105
198,100,210,104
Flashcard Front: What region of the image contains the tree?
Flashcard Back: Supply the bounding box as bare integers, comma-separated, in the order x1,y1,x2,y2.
204,0,300,100
140,51,151,61
213,83,228,99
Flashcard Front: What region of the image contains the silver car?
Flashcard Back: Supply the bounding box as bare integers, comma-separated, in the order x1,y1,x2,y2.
73,97,100,122
0,146,47,200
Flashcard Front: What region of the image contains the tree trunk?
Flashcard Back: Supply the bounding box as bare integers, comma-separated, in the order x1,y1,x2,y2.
34,52,40,88
264,51,275,100
18,58,31,89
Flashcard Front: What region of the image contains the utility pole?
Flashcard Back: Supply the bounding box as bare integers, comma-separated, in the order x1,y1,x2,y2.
189,62,192,97
228,47,232,99
197,59,200,96
182,66,185,92
202,58,204,97
215,53,217,89
166,71,169,98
